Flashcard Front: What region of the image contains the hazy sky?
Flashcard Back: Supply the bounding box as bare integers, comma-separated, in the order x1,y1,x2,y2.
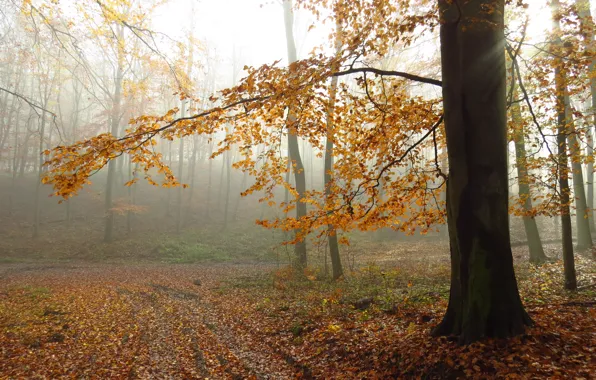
150,0,591,92
153,0,326,88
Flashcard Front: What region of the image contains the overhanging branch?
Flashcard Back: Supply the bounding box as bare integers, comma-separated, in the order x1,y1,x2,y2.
334,67,442,87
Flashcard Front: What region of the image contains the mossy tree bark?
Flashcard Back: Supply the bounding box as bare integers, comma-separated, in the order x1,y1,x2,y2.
432,0,532,344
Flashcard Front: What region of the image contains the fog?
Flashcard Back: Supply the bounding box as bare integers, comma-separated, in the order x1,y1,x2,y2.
0,0,570,267
0,0,576,268
1,0,596,377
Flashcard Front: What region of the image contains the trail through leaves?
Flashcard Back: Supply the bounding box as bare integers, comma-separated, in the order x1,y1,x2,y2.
0,256,594,379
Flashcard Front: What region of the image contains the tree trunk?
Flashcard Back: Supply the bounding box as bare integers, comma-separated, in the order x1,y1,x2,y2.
510,91,547,263
165,139,173,217
206,140,213,220
66,81,81,225
232,171,247,221
283,0,307,268
324,20,343,280
552,0,577,290
104,26,125,243
575,0,596,233
564,97,593,251
9,103,22,216
19,128,30,177
186,134,199,221
432,0,532,343
221,125,231,230
32,111,47,238
176,100,186,234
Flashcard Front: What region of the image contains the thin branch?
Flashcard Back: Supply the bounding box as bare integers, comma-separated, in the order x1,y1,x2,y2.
0,86,56,118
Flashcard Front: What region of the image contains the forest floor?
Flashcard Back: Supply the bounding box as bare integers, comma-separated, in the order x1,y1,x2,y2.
0,243,595,379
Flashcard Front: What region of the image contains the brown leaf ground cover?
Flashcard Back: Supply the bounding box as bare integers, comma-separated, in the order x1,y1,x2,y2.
0,245,594,379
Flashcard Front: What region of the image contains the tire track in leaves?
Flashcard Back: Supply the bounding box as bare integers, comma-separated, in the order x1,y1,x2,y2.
0,264,290,378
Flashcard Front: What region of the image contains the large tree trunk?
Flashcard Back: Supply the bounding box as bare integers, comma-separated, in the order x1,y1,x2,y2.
432,0,532,344
283,0,307,268
510,91,547,263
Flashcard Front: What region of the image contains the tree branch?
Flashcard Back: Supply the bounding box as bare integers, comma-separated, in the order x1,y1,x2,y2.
334,67,442,87
0,86,57,118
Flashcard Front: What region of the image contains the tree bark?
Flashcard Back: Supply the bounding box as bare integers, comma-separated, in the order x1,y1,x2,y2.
176,99,186,234
32,110,47,238
324,20,343,280
206,140,213,220
104,26,125,243
186,134,199,221
222,125,232,230
551,0,577,289
510,90,547,263
564,97,593,251
283,0,307,268
575,0,596,233
432,0,532,343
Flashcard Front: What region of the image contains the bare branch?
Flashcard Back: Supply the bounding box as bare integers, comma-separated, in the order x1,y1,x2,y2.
334,67,442,87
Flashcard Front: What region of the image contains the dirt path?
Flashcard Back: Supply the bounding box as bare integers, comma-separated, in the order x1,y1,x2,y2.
0,263,296,379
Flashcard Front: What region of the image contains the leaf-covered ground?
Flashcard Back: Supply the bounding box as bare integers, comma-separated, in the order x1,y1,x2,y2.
0,246,594,379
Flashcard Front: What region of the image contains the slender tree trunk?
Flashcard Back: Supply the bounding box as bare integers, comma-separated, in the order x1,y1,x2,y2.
564,97,593,250
9,104,22,216
217,153,225,210
19,129,30,178
176,100,186,234
126,157,137,234
66,82,81,225
104,27,125,243
432,0,532,343
165,139,173,217
283,0,307,268
186,135,199,221
206,141,213,220
232,171,247,221
222,125,231,230
324,21,343,280
575,0,596,233
552,0,577,289
556,89,577,290
510,90,546,263
32,111,47,238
